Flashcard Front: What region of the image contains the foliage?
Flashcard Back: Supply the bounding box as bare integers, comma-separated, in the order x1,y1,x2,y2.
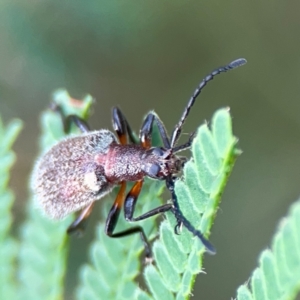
236,200,300,300
0,116,22,299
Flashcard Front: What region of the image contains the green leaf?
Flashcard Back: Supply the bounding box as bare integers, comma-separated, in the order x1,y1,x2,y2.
0,117,22,300
18,90,93,300
144,264,174,300
236,286,253,300
236,201,300,300
144,108,239,299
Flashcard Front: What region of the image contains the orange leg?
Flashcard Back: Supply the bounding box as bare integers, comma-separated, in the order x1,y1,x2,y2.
105,181,152,259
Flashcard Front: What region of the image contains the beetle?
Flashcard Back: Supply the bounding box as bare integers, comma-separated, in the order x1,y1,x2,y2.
31,58,246,258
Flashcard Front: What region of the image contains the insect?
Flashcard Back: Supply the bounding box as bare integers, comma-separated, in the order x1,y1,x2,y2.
31,58,246,258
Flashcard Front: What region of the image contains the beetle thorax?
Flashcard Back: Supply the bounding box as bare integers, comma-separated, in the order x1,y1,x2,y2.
100,143,186,183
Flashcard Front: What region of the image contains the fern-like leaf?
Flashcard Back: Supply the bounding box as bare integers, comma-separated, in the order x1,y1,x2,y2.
18,90,93,300
236,200,300,300
143,108,239,300
0,116,22,299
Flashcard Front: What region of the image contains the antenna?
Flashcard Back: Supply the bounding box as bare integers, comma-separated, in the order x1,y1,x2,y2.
170,58,247,147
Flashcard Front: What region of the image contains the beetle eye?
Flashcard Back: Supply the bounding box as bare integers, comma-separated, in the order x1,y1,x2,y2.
148,163,161,177
152,147,164,157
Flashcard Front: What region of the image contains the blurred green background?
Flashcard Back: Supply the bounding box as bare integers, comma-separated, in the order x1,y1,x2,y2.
1,1,300,299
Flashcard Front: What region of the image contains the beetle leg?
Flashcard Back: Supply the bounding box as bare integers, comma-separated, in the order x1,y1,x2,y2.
64,115,90,133
152,112,171,149
67,202,95,236
124,180,173,222
140,112,171,149
165,176,216,255
105,181,152,259
139,113,154,149
50,102,90,134
112,107,137,144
